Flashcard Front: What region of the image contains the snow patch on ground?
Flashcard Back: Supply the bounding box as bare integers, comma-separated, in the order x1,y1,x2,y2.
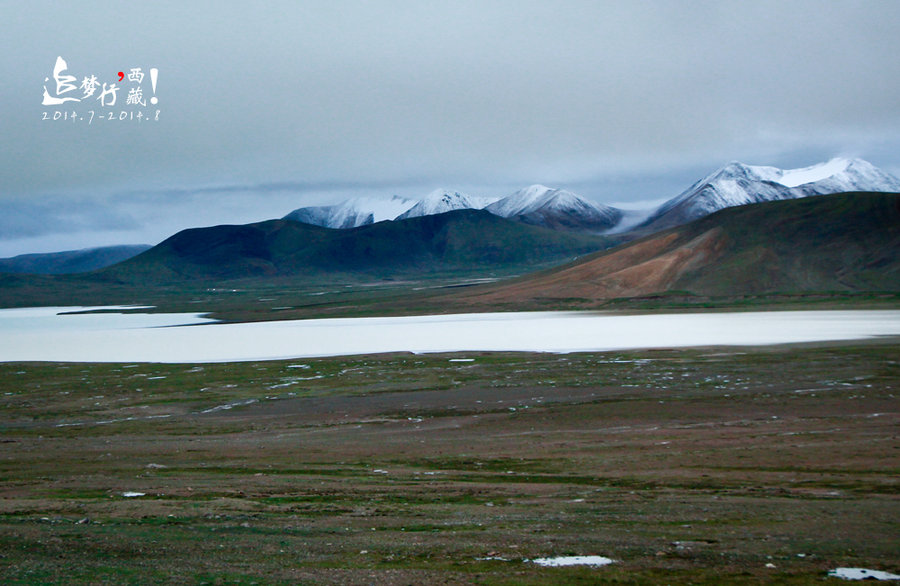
530,555,615,567
828,568,900,581
200,399,258,414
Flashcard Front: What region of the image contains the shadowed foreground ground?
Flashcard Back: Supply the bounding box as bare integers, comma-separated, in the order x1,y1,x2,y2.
0,341,898,584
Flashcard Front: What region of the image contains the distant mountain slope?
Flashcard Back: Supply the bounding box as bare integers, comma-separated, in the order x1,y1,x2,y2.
455,192,900,304
486,184,623,231
283,196,416,229
0,245,152,275
640,158,900,232
103,209,614,282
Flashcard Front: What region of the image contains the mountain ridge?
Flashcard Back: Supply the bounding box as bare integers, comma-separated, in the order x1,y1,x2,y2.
0,244,152,275
284,184,624,232
397,189,497,220
281,158,900,235
283,195,416,229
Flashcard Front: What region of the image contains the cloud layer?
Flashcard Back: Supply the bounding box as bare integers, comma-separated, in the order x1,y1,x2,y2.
3,1,900,254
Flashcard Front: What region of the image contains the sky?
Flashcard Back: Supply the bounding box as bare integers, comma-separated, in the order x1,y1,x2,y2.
3,0,900,256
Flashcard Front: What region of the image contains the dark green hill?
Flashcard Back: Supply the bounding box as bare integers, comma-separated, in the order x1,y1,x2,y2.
455,192,900,304
101,209,615,283
673,191,900,293
0,245,151,275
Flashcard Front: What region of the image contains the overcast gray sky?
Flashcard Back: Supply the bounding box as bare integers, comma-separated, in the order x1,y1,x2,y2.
3,0,900,255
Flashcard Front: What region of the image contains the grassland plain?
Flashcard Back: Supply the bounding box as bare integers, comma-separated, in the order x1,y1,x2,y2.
1,342,898,584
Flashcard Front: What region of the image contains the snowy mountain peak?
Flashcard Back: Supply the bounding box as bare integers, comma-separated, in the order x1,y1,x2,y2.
284,196,416,229
703,157,874,189
396,189,498,220
488,185,581,216
694,161,776,187
487,184,623,231
517,184,555,202
643,157,900,231
425,188,467,202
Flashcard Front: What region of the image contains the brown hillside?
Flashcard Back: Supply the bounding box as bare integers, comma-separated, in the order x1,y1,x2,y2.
460,228,725,304
444,192,900,307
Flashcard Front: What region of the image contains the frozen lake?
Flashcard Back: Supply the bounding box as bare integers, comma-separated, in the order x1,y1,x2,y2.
0,306,898,363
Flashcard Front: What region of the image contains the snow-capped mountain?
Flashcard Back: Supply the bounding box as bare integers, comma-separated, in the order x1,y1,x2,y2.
487,184,623,231
785,158,900,195
282,158,898,234
285,185,623,232
283,196,416,229
641,158,900,231
396,189,498,220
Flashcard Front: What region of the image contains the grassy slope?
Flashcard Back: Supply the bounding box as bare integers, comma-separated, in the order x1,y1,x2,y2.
677,191,900,293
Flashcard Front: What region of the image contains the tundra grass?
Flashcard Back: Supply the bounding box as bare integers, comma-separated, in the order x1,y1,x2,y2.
1,343,898,583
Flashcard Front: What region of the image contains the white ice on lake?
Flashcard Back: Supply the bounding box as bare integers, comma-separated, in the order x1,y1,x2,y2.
530,555,615,567
828,568,900,581
0,306,212,333
0,307,899,363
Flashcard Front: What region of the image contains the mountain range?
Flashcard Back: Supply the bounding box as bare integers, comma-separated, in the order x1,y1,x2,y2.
282,158,900,235
284,184,623,232
3,157,899,283
3,191,897,311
